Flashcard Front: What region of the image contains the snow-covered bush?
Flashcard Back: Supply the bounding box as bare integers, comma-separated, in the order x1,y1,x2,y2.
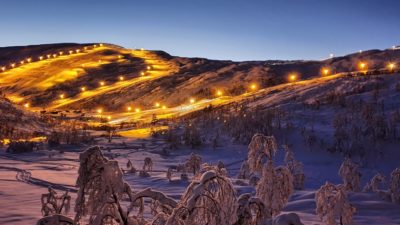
126,159,137,174
363,173,385,192
389,168,400,203
256,160,294,218
40,187,71,217
283,145,305,190
185,153,202,175
338,158,361,192
315,182,356,225
74,146,140,225
168,170,238,225
238,161,251,179
247,134,278,174
235,193,269,225
143,157,153,172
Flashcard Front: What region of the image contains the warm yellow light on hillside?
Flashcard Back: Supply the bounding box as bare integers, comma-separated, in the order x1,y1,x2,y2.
93,44,97,48
24,103,29,108
322,68,330,76
140,71,145,76
76,49,80,53
217,90,223,96
155,102,160,107
388,63,396,71
99,81,105,86
100,43,104,47
11,63,15,68
81,87,86,92
69,50,73,55
147,65,152,70
59,94,64,99
59,51,64,56
27,58,32,63
140,48,144,51
1,67,5,71
162,105,167,109
289,74,298,82
47,54,51,59
135,108,141,113
127,106,132,111
107,116,111,120
190,98,195,104
118,55,123,59
52,54,57,58
358,62,367,70
84,47,88,50
119,76,124,81
20,60,24,65
250,84,257,90
97,109,103,114
39,56,44,60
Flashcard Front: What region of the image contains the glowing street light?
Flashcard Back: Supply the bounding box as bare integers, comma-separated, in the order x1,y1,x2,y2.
93,44,97,48
118,55,123,59
388,63,396,71
329,53,334,58
52,54,57,58
127,106,132,111
358,62,367,70
59,94,64,99
216,90,223,96
84,47,88,50
39,56,44,61
81,87,86,92
322,68,330,76
100,43,104,47
24,103,29,108
140,48,144,51
190,98,195,104
47,54,51,59
27,58,32,63
20,60,25,65
1,67,5,72
119,76,124,81
107,115,111,120
289,74,297,82
69,50,73,55
162,105,167,109
140,71,145,76
99,81,105,86
147,65,152,70
76,49,80,53
59,51,64,56
97,109,103,114
10,63,15,68
250,84,257,90
135,108,141,113
155,102,160,107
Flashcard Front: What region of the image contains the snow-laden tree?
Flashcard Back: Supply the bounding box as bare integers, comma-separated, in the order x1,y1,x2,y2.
389,168,400,203
256,160,294,218
165,169,238,225
166,168,172,182
126,159,137,174
283,144,305,190
185,153,202,175
143,157,153,172
41,187,71,217
363,173,385,192
338,158,361,192
235,193,269,225
238,161,251,179
74,146,142,225
247,134,278,174
315,182,356,225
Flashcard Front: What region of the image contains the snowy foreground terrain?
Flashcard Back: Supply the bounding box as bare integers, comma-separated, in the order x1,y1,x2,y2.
0,132,399,225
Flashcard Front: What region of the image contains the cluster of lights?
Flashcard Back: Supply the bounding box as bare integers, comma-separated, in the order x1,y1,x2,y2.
0,45,100,73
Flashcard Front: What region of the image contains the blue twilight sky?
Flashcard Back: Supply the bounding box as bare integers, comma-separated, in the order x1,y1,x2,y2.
0,0,399,61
